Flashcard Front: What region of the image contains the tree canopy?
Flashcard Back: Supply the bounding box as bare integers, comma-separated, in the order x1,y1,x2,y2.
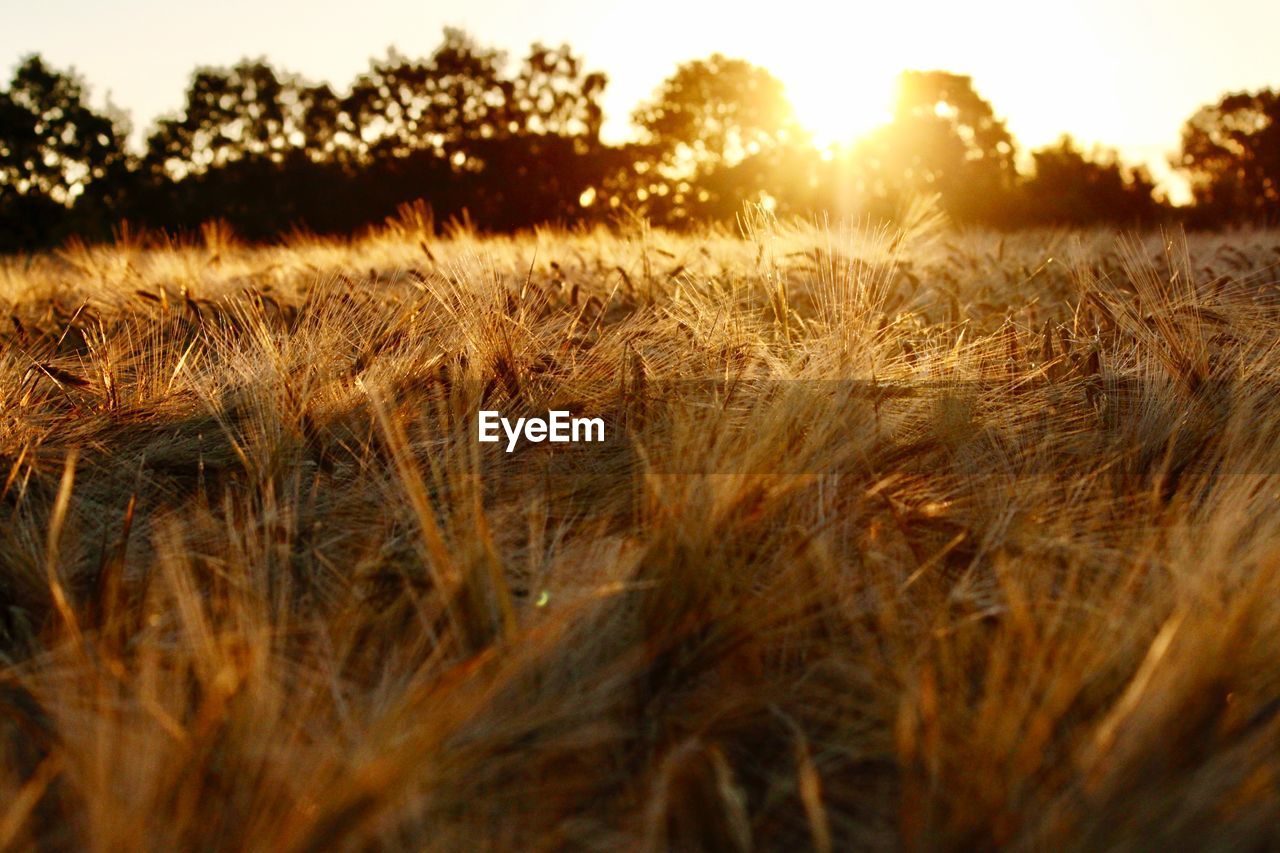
3,33,1277,252
0,55,129,249
851,71,1018,222
1178,89,1280,223
145,60,341,178
627,55,807,221
1022,135,1161,226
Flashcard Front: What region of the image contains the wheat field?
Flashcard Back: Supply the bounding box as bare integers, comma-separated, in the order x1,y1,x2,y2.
2,205,1280,849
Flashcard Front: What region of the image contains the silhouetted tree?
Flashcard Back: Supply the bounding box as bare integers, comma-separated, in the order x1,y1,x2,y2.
0,55,129,249
630,55,807,221
145,59,341,177
512,43,607,139
634,54,802,169
134,59,350,237
465,42,612,225
1177,89,1280,223
853,71,1017,223
1021,135,1161,225
344,30,513,164
338,32,614,229
0,41,1214,252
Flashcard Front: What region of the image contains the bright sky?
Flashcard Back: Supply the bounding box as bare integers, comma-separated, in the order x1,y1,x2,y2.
5,0,1279,203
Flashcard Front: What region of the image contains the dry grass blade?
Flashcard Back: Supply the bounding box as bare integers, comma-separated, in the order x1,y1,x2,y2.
0,220,1278,850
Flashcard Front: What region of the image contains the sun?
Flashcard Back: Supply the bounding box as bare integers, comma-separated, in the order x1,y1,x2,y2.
768,58,898,149
790,80,895,148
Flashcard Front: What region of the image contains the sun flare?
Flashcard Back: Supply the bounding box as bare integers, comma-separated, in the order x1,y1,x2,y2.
784,67,897,147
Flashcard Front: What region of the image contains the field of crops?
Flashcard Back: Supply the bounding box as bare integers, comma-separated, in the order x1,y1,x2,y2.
3,207,1280,849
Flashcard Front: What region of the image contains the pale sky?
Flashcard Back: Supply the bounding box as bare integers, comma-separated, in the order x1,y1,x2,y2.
5,0,1279,202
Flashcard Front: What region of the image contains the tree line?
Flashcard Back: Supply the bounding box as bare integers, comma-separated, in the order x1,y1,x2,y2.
1,28,1277,251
